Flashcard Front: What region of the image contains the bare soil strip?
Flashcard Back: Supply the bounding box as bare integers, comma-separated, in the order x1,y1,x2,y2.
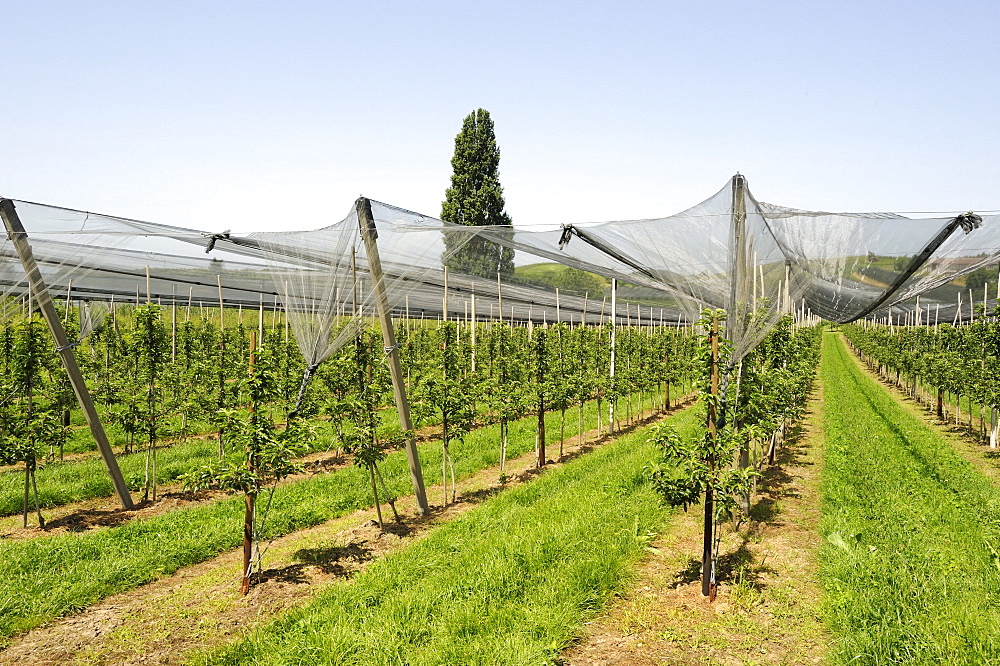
561,386,828,665
0,400,692,666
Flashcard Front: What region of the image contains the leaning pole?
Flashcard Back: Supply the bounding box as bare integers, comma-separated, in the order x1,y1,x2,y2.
356,197,430,515
0,198,135,510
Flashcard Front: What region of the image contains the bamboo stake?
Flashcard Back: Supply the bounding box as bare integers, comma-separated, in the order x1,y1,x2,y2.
217,276,225,330
497,272,503,321
171,285,177,362
443,265,449,324
64,280,72,322
259,292,265,343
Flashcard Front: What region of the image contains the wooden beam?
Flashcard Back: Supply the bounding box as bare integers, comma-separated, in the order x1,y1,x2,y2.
0,198,134,510
356,197,430,515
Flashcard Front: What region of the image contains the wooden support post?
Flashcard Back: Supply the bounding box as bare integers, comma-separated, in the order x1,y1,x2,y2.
0,198,134,510
443,265,449,324
730,175,751,478
356,198,430,516
497,272,503,322
609,278,617,433
171,285,177,362
470,292,477,373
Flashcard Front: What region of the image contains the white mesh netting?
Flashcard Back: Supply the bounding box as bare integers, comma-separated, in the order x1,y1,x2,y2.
3,175,999,366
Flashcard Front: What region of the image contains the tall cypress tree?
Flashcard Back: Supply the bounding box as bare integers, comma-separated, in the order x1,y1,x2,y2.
442,109,515,278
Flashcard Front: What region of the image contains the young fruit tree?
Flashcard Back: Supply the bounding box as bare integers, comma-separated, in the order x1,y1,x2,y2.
645,310,758,598
181,332,308,595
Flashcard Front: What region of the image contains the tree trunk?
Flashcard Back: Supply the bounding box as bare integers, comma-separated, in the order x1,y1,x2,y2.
559,408,566,458
241,491,255,595
500,421,508,476
375,466,400,522
537,400,546,467
369,464,384,529
22,461,29,528
703,314,719,598
31,464,44,527
990,407,998,449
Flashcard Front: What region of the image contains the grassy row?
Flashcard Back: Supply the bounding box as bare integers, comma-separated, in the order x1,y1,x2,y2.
196,405,700,665
0,385,671,519
59,413,216,456
0,421,333,518
0,389,671,643
821,333,1000,664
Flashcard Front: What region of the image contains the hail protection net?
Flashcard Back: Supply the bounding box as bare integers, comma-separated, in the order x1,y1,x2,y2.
473,178,801,362
3,175,1000,368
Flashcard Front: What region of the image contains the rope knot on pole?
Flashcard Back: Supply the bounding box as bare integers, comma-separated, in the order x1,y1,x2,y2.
955,211,983,234
203,230,232,253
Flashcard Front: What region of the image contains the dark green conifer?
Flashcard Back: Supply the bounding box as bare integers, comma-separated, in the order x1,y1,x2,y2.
442,109,515,278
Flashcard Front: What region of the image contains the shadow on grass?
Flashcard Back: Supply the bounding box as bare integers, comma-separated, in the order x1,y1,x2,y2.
255,541,381,584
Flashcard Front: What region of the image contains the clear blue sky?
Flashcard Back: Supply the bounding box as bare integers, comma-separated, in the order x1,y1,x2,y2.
2,1,998,231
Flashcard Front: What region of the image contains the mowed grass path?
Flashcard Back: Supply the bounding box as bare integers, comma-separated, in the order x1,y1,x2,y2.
0,392,664,644
821,333,1000,664
196,408,700,665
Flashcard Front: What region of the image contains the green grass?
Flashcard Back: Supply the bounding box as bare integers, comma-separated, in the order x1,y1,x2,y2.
0,437,221,516
195,407,700,665
820,333,1000,664
0,386,670,519
0,388,677,644
59,413,217,456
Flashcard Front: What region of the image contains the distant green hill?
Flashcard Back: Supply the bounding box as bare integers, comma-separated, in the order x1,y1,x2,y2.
513,263,609,297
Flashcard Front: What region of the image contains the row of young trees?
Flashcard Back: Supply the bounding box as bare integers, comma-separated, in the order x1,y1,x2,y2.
0,303,700,534
844,317,1000,445
646,313,822,597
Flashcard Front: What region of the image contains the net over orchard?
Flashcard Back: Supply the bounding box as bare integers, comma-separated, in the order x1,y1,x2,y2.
2,175,999,365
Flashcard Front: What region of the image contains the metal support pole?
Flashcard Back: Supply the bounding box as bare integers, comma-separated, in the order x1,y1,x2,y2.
0,198,134,510
703,314,720,598
356,197,430,515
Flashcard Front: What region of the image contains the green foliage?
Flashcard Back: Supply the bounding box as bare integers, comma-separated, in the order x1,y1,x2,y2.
0,318,67,525
965,265,995,292
843,313,1000,414
441,108,514,278
180,346,308,495
647,310,820,522
514,263,608,297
